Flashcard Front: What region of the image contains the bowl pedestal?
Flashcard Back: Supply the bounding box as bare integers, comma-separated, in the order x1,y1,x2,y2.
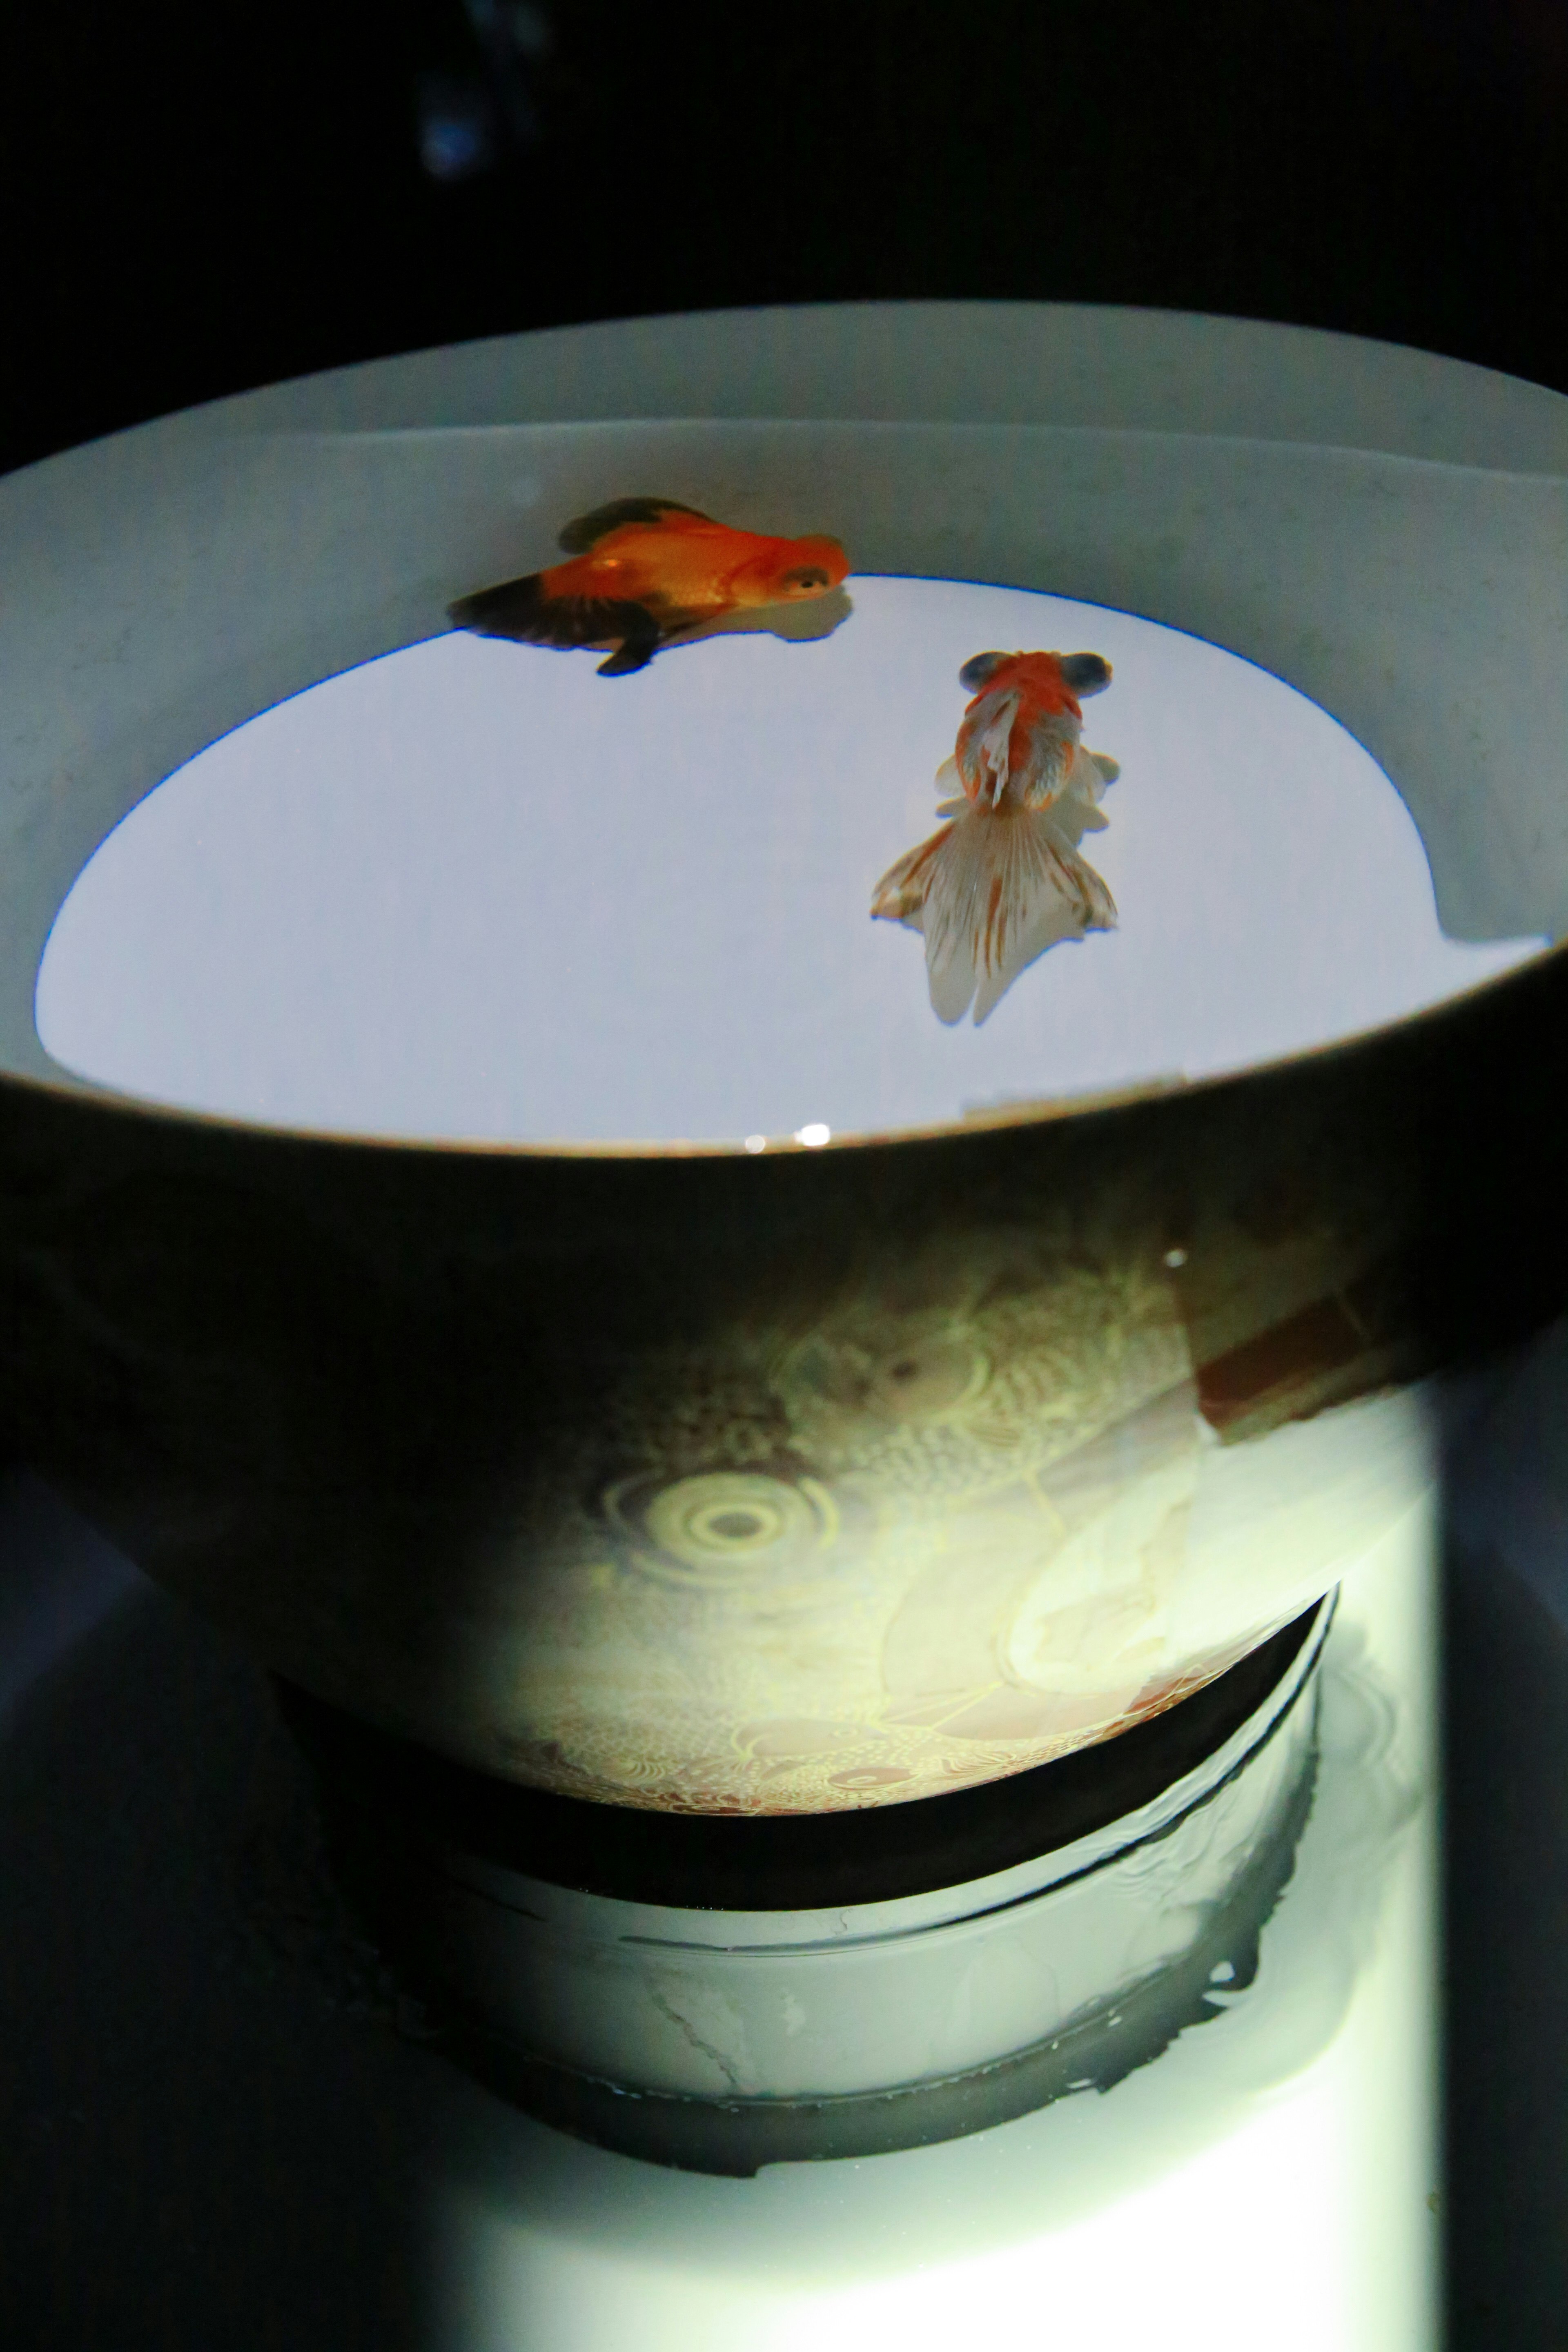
275,1597,1332,2174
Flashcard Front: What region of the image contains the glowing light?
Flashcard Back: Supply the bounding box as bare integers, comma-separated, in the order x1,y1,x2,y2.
1164,1247,1189,1268
743,1134,766,1154
797,1123,831,1148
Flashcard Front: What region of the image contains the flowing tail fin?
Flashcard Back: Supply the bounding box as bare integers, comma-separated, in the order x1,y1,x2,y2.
871,804,1116,1025
448,574,661,674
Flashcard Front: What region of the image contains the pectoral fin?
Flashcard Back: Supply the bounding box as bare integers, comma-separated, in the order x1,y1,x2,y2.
596,626,663,677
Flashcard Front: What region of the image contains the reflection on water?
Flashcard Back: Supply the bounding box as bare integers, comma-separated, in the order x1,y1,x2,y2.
210,1575,1423,2328
229,1583,1425,2252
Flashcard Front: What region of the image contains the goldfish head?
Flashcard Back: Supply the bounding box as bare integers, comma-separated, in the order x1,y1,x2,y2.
764,534,851,601
959,649,1113,706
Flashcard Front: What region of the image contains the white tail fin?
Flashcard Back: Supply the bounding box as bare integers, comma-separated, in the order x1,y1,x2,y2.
871,803,1116,1025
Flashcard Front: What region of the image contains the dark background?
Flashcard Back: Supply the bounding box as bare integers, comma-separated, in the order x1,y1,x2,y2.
3,0,1567,477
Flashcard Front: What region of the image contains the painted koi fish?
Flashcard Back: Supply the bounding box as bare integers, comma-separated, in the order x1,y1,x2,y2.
448,497,850,676
871,649,1121,1025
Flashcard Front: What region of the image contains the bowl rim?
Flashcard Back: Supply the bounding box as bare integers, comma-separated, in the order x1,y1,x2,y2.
11,301,1566,1167
11,920,1564,1165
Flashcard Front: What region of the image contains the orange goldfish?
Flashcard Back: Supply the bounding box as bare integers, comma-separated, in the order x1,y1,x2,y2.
448,497,850,676
871,649,1120,1025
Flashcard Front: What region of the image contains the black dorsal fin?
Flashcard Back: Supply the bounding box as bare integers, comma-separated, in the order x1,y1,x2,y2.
556,498,715,555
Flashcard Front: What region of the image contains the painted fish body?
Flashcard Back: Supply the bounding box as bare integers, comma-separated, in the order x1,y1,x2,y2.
448,497,849,676
871,650,1120,1025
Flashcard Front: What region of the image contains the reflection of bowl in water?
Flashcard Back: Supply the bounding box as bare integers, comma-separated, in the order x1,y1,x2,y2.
278,1596,1335,2169
2,301,1567,1818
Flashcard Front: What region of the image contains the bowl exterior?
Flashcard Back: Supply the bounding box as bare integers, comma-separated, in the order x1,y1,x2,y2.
2,946,1557,1813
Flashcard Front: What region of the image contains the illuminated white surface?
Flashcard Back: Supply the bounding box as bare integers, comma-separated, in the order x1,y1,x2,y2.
435,1506,1437,2350
417,1604,1326,2105
36,577,1539,1145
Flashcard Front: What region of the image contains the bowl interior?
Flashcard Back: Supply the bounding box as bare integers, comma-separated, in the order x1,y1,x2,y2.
4,407,1566,1130
29,573,1549,1147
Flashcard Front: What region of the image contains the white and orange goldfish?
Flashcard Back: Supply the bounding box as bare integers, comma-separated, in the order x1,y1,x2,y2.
449,497,849,676
871,649,1121,1024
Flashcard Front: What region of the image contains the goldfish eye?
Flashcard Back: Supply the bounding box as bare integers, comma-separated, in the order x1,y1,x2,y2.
784,568,829,591
1060,653,1112,696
